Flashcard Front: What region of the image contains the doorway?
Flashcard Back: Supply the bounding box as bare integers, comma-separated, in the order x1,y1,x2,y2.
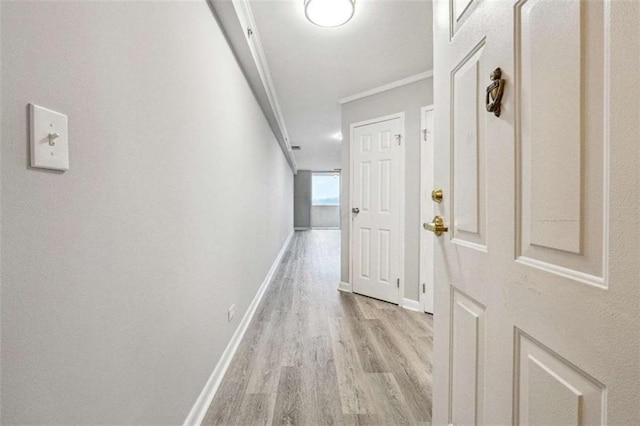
311,172,341,229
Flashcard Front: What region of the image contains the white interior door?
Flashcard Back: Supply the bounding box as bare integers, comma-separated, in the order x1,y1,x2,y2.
432,1,639,425
350,114,404,304
420,106,435,314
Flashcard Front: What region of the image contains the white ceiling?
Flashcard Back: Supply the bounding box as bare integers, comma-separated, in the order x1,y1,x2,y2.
250,0,433,171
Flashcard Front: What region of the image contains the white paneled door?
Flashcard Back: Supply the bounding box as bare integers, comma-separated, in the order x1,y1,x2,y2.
432,1,639,425
350,115,404,304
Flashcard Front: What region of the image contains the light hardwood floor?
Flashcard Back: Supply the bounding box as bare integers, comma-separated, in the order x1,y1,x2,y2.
203,230,433,425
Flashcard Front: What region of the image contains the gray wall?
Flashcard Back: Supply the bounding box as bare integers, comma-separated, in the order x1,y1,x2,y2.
294,170,312,228
341,78,433,301
1,2,293,424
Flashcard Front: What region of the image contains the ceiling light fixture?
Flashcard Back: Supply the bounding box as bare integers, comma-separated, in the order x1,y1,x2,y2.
304,0,355,28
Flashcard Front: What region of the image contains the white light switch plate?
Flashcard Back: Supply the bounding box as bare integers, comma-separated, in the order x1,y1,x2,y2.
29,103,69,171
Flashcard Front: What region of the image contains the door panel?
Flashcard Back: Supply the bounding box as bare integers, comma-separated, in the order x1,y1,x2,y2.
432,0,639,425
359,228,371,279
450,288,486,426
519,0,582,255
379,159,391,212
451,42,487,250
516,0,606,285
351,116,403,304
360,161,371,212
378,229,391,284
515,329,605,426
451,0,481,39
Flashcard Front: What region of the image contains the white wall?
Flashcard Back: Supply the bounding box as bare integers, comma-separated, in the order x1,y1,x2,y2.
0,2,293,424
341,78,433,301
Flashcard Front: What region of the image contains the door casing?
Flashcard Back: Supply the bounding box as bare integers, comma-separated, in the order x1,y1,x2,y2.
419,105,435,314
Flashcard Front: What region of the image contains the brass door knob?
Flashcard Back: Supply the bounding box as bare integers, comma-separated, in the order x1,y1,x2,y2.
424,216,449,236
431,188,443,203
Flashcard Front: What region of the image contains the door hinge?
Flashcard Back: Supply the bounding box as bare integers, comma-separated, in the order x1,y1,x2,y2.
397,278,400,288
422,283,426,293
422,129,427,141
247,28,253,38
395,134,402,145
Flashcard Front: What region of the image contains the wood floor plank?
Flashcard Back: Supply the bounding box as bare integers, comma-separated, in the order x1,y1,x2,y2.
353,296,380,320
201,377,247,426
271,367,307,425
303,334,344,425
353,295,396,319
360,295,397,311
391,308,432,339
305,303,327,339
368,319,432,423
337,292,366,320
378,311,434,378
246,310,288,393
203,231,433,425
343,414,384,425
346,318,390,374
279,309,307,367
328,317,377,415
378,310,433,369
365,373,416,425
233,393,276,426
202,318,270,425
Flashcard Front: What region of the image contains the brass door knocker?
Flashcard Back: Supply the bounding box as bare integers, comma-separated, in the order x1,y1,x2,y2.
486,67,505,117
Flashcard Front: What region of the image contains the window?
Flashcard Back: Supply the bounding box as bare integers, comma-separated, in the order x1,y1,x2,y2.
312,173,340,206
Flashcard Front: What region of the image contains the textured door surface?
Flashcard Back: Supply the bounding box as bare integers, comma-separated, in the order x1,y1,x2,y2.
432,0,639,425
351,117,403,304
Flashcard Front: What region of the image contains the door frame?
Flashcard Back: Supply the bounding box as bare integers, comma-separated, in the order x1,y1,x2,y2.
419,105,435,313
348,112,406,305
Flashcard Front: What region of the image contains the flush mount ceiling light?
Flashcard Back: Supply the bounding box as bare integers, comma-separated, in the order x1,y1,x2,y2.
304,0,355,28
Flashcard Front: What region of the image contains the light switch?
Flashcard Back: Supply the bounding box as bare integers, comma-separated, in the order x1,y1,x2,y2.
29,103,69,171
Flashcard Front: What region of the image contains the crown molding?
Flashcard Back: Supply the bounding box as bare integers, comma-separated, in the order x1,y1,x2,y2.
338,70,434,105
208,0,298,172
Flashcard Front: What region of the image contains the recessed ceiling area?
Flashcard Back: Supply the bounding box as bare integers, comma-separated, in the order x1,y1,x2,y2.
250,0,433,171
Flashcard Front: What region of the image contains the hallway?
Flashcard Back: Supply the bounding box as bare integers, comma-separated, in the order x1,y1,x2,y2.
204,231,433,425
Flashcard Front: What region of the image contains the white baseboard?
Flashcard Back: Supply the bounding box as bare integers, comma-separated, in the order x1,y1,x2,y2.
338,281,352,293
402,298,421,312
183,230,294,426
